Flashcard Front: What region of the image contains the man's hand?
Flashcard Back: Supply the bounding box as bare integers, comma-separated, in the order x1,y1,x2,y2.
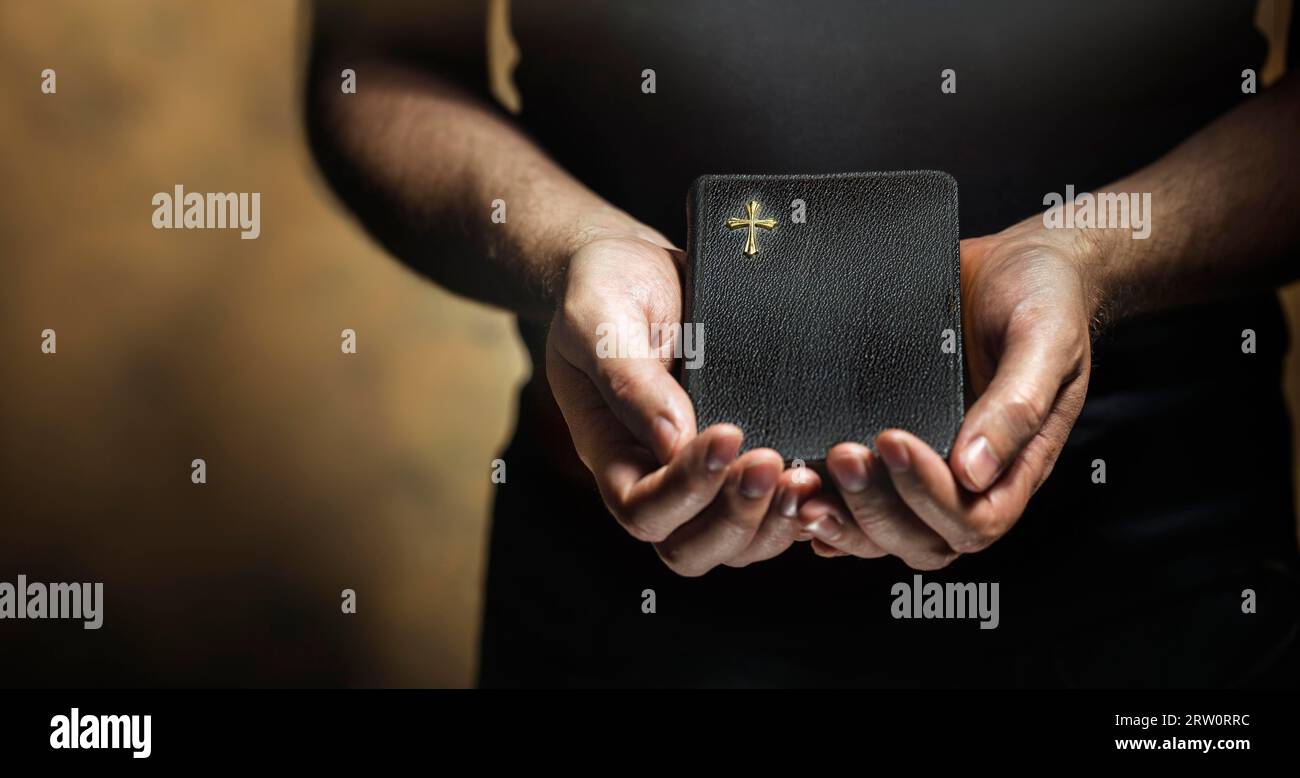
309,0,1299,575
799,220,1095,567
547,235,820,576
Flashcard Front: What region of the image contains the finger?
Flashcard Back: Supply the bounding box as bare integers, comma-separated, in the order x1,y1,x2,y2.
600,424,743,543
959,368,1090,527
811,539,848,558
797,494,888,559
726,464,823,567
877,428,1012,555
951,322,1082,492
592,355,698,463
546,331,652,465
1015,368,1089,494
551,312,697,464
823,443,958,569
655,448,783,577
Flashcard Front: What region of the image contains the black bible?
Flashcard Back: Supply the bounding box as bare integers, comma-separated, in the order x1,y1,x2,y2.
683,171,964,462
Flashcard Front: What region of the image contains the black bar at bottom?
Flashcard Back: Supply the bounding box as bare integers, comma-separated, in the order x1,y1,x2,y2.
0,689,1292,764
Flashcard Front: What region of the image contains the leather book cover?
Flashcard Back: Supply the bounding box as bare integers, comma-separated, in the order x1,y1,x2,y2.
683,171,963,462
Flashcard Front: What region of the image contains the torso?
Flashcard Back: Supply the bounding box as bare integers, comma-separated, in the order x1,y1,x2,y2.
478,0,1300,686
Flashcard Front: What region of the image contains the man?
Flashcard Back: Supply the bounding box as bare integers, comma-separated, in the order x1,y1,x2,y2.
307,0,1300,687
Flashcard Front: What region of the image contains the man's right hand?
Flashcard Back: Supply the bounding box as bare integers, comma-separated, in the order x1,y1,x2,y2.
547,234,818,576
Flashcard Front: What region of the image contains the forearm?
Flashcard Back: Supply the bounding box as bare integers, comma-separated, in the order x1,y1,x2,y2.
307,58,664,321
1070,73,1300,325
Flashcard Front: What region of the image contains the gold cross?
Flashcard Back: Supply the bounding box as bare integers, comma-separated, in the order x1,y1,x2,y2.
726,200,777,257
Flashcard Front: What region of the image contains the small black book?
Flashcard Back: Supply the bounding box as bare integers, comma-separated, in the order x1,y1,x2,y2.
683,172,963,462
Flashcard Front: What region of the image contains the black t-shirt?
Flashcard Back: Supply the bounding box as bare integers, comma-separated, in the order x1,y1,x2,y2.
479,0,1300,687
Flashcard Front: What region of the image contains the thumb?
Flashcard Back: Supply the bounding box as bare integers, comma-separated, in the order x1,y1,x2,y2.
951,328,1077,492
590,355,697,464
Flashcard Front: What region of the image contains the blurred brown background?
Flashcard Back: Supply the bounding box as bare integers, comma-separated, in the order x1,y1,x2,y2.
0,0,526,687
0,0,1296,687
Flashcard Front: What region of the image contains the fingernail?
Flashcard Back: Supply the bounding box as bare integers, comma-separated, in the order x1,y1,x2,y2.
652,415,679,458
878,440,911,473
963,436,1001,490
830,453,869,493
779,488,799,517
739,464,777,498
806,513,843,543
706,434,740,473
